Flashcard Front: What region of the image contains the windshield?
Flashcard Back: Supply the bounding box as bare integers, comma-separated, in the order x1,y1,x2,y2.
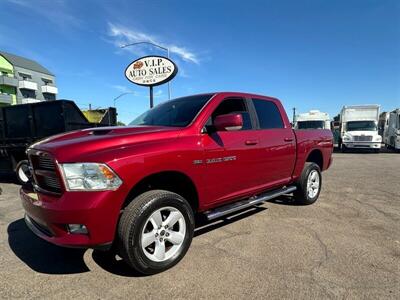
129,94,213,127
297,120,325,129
347,121,377,131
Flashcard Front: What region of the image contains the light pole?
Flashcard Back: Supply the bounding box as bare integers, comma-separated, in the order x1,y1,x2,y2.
113,92,136,108
112,92,136,124
292,107,296,125
120,41,171,101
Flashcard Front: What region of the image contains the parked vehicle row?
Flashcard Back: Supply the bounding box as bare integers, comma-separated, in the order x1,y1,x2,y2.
296,104,400,153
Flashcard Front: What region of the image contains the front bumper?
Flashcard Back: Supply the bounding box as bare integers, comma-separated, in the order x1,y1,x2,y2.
343,142,381,149
20,186,126,248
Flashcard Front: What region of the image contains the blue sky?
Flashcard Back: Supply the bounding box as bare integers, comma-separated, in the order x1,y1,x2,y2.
1,0,399,124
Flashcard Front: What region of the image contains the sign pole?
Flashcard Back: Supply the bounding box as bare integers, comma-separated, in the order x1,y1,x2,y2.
149,86,154,108
124,55,178,109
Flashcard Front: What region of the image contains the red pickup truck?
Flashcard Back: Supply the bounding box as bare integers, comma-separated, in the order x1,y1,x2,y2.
20,92,333,274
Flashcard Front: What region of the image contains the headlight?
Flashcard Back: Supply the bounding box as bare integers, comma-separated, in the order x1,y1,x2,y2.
343,135,351,141
60,163,122,191
374,135,382,142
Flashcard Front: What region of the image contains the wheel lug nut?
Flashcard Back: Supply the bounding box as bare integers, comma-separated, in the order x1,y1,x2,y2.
155,233,158,237
166,233,169,237
160,238,163,242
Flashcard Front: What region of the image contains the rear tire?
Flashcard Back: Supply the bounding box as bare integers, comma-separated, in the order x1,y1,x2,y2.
118,190,194,275
293,162,322,205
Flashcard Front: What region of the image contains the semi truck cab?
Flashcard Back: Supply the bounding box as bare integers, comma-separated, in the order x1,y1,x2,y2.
295,110,331,130
339,105,382,152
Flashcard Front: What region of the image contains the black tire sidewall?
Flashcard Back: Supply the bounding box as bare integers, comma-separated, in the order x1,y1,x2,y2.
296,163,322,205
127,194,194,273
303,164,322,203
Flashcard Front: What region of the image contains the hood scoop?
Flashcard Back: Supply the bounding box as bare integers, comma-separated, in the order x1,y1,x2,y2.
90,129,113,136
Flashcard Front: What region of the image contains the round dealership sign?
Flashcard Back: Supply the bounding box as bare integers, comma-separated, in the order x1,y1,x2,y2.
125,55,178,87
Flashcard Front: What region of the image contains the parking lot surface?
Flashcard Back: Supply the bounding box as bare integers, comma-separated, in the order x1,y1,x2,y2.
0,152,399,299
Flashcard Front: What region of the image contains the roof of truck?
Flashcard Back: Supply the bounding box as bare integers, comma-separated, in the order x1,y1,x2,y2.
341,104,380,109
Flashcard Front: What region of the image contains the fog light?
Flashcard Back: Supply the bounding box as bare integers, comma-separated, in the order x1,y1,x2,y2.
67,224,88,234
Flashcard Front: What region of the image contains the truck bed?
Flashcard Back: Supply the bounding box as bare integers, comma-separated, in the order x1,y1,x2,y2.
292,129,333,178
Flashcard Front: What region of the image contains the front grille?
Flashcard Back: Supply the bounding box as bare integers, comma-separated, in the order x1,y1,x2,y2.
43,176,61,190
28,151,62,195
354,135,373,142
37,156,56,170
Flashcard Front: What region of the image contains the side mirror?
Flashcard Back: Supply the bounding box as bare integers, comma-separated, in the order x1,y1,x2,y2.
214,113,243,131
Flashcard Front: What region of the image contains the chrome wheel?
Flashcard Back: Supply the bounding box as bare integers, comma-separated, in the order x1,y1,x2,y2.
16,162,30,183
141,206,186,262
18,167,29,183
307,170,320,199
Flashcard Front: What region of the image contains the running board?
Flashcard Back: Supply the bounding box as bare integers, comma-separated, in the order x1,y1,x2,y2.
205,186,297,221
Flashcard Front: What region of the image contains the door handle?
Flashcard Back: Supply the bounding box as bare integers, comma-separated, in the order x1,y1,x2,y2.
245,140,259,145
284,137,294,142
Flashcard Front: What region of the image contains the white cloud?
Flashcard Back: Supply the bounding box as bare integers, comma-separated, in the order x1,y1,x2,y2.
107,23,199,64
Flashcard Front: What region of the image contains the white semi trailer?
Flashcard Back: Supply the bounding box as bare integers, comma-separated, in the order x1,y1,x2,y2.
339,105,381,152
385,109,400,150
295,110,331,130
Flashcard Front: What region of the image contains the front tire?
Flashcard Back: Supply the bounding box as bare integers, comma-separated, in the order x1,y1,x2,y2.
118,190,194,275
293,162,322,205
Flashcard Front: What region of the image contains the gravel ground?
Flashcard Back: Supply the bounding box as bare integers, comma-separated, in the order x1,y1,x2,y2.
0,152,399,299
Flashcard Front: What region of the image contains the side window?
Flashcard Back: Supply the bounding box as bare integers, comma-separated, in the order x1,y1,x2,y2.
252,98,284,129
211,98,252,130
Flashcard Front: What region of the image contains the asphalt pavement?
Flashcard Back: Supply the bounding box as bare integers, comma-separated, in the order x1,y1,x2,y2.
0,152,399,299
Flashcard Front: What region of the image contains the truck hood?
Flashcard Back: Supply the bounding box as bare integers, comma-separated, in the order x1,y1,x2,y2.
343,130,379,137
30,125,182,162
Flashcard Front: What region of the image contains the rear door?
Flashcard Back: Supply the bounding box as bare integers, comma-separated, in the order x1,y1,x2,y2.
250,98,296,187
201,97,264,205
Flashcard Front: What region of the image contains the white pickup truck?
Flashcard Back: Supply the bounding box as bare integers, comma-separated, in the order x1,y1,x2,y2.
339,105,382,152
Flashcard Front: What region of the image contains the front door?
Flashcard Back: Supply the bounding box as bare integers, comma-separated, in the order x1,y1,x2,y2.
201,97,263,206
